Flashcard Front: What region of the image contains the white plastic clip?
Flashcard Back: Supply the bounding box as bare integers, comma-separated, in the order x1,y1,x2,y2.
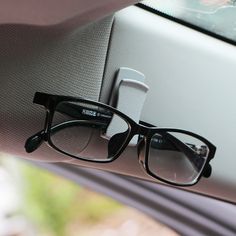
106,68,149,145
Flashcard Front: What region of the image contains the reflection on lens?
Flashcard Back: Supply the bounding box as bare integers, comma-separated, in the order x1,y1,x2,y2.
50,101,130,161
148,132,209,185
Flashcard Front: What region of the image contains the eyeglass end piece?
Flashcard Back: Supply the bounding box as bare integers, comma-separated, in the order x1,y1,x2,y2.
203,163,212,178
25,133,44,153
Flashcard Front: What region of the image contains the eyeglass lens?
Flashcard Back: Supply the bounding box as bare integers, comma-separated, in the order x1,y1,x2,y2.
148,132,209,184
50,101,130,161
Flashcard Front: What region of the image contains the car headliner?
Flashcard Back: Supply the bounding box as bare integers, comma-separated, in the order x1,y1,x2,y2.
0,0,138,28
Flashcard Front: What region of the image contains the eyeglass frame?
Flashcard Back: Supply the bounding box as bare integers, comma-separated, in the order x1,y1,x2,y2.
25,92,216,187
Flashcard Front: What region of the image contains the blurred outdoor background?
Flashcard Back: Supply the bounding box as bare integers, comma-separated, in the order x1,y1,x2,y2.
0,155,179,236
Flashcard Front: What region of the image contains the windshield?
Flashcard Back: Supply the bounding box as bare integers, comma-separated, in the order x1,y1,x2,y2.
141,0,236,43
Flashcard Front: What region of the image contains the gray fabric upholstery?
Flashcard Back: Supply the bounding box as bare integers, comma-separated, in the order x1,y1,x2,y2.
0,16,113,161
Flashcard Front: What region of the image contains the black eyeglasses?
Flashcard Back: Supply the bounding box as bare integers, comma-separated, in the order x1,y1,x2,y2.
25,92,216,186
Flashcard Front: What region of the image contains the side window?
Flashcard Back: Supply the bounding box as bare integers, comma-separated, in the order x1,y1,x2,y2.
0,157,180,236
141,0,236,44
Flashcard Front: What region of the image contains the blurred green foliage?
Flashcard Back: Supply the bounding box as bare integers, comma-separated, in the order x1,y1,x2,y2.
21,164,121,236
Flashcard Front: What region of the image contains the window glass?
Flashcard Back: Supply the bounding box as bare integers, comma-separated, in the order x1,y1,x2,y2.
142,0,236,43
0,156,179,236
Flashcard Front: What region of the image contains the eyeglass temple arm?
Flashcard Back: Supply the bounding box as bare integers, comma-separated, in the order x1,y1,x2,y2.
57,103,111,123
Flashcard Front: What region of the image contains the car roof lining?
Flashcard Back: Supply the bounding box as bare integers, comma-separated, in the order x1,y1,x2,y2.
0,0,138,28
